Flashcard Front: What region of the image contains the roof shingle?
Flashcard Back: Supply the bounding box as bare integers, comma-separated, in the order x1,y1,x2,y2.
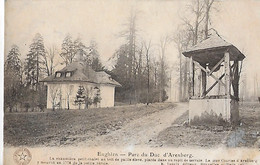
41,61,121,87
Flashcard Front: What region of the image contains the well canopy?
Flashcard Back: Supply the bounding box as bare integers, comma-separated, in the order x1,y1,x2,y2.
182,34,245,66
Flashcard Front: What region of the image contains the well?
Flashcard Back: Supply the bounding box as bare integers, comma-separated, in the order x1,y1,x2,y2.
182,34,245,125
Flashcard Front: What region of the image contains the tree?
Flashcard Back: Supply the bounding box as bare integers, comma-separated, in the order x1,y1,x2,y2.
112,11,139,104
42,45,58,76
93,87,101,107
204,0,215,39
66,85,73,110
5,45,22,77
88,40,103,71
4,45,22,112
25,33,46,91
175,0,216,101
49,86,60,111
74,37,89,62
111,11,170,104
112,44,131,102
60,34,76,66
60,35,103,71
144,40,152,104
74,86,86,109
174,27,192,101
158,36,170,102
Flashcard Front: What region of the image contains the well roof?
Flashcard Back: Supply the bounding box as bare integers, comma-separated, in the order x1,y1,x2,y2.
182,34,245,64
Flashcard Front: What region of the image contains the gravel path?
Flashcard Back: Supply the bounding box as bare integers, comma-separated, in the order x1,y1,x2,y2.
84,103,188,147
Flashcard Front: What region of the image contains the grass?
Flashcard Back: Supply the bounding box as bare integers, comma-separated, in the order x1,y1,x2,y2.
155,102,260,148
5,101,259,148
4,102,175,147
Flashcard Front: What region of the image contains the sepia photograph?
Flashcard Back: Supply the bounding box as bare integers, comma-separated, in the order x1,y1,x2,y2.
2,0,260,164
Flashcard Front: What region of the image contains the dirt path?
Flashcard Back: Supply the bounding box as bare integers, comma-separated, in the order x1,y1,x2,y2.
83,103,188,147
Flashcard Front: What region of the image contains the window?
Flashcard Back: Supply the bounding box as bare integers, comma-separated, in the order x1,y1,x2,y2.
56,72,62,77
65,72,72,77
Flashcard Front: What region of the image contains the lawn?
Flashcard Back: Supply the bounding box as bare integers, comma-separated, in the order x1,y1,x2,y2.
4,101,259,148
4,102,175,147
155,102,260,148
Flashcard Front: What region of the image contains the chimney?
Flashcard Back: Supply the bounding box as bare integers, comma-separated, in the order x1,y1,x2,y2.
74,50,83,62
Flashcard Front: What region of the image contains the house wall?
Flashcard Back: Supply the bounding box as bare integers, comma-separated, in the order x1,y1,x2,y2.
100,85,115,107
46,82,115,110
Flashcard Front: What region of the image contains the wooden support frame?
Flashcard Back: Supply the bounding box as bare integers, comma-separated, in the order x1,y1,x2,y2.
201,63,207,96
189,51,240,98
203,73,225,96
189,56,195,97
209,57,225,75
193,61,225,86
224,52,231,98
231,60,239,100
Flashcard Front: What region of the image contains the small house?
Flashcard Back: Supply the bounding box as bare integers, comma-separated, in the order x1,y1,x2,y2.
41,61,121,110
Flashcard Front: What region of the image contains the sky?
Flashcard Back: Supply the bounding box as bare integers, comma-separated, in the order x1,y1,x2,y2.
4,0,260,98
4,0,182,63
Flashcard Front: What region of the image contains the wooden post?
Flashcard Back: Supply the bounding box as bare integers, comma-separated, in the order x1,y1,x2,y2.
231,60,239,100
201,63,207,96
224,52,231,98
189,56,194,97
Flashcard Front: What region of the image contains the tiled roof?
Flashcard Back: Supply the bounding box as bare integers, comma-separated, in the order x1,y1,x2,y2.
185,34,232,52
41,61,121,87
182,34,245,61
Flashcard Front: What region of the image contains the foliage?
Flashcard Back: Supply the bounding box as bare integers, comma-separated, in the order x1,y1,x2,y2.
190,110,229,127
60,34,76,65
4,57,46,114
93,88,101,106
74,86,86,109
74,86,102,109
5,45,22,75
4,45,22,112
60,35,103,71
111,12,169,104
174,0,216,101
43,45,58,76
24,33,46,91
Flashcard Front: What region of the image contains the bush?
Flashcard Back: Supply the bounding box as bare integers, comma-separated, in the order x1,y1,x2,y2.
190,110,229,127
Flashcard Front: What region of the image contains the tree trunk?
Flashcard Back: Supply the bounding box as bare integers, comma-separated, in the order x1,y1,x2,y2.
183,58,188,100
179,47,183,101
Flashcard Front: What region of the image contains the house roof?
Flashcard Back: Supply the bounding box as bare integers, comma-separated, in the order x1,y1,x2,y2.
182,34,245,64
41,61,121,87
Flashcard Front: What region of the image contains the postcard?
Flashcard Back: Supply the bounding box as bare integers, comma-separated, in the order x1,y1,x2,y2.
3,0,260,164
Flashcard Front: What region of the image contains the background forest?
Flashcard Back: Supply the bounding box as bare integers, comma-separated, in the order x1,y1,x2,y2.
4,0,260,112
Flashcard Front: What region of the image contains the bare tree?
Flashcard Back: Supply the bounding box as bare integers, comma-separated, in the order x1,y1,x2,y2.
49,86,60,111
66,85,73,110
204,0,215,39
43,45,58,76
144,40,152,104
174,27,192,101
158,36,171,102
180,0,205,45
175,0,216,101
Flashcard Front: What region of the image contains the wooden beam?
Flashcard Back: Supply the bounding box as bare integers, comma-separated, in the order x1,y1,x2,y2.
193,61,207,72
193,61,225,86
209,57,225,75
201,63,207,96
224,52,231,98
203,73,225,96
189,56,195,97
232,60,239,99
